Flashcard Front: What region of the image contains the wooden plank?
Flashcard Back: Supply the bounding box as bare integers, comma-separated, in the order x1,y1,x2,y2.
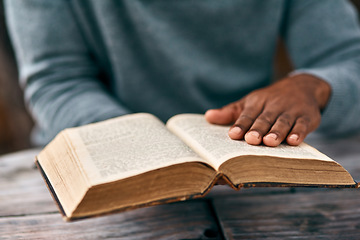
212,189,360,239
0,146,303,218
0,149,222,239
0,149,57,216
1,135,359,239
0,201,221,240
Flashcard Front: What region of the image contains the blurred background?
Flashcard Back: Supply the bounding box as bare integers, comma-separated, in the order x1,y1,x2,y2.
0,1,33,154
0,1,359,155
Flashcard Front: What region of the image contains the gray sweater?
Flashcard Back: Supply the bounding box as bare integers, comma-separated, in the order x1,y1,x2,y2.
5,0,360,145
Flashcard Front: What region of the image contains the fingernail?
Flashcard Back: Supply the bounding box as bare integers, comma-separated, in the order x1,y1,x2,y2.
289,134,299,141
265,133,278,140
229,126,242,135
247,131,260,139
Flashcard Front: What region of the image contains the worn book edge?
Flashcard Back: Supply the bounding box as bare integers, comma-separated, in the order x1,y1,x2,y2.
35,159,67,219
35,159,220,221
35,157,358,222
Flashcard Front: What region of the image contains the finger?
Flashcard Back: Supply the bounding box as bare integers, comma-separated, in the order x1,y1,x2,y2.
229,103,263,141
245,110,279,146
286,116,312,146
263,113,295,147
205,102,242,125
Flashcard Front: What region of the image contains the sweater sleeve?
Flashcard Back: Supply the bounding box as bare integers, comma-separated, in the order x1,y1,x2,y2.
282,0,360,136
5,0,131,145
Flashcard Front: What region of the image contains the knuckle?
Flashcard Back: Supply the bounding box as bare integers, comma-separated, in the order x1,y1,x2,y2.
257,115,273,126
277,115,293,127
234,114,255,131
280,113,292,121
262,111,275,121
238,114,256,123
294,118,310,133
245,92,263,106
296,116,311,126
248,95,260,103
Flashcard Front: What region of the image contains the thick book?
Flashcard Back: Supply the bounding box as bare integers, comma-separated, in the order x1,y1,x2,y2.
35,113,357,221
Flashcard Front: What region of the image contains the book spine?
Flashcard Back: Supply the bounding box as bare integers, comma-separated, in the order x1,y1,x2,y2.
35,159,69,220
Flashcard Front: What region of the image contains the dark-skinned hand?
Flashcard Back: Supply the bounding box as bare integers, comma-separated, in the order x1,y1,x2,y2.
205,74,331,147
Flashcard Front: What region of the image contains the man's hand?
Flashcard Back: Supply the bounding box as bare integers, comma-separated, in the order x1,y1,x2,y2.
205,74,331,147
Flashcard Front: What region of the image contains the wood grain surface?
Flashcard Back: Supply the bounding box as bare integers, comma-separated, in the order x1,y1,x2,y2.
212,189,360,239
1,134,360,239
0,149,221,240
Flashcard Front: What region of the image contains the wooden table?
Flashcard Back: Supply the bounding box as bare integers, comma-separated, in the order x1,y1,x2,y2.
1,134,360,239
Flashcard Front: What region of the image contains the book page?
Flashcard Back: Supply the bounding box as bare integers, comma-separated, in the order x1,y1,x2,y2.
65,113,204,185
167,114,333,170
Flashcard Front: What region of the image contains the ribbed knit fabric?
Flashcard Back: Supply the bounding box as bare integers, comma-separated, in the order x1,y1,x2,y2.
5,0,360,145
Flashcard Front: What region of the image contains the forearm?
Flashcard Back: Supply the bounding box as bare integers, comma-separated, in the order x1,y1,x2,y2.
5,0,131,145
28,76,130,145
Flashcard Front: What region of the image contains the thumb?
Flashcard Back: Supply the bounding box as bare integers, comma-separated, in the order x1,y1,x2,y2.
205,103,241,125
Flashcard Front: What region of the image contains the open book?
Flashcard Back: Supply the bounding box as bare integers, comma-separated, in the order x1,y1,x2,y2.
36,113,357,221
